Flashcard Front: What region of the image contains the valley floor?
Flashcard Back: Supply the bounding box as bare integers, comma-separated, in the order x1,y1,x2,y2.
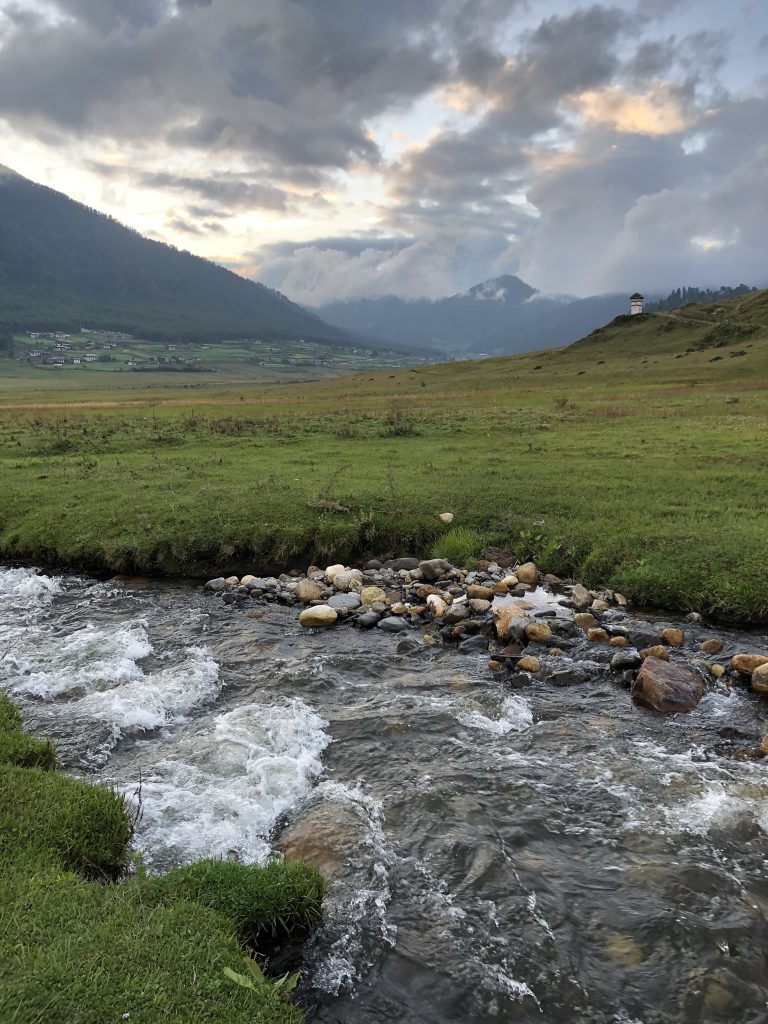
1,307,767,620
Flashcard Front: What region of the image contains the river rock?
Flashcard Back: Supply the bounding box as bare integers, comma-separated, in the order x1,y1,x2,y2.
278,801,367,882
240,575,257,585
427,594,448,617
515,562,538,585
639,644,668,661
356,611,380,629
548,666,590,686
378,616,409,633
662,627,685,647
385,557,420,571
458,635,489,654
467,584,494,601
299,605,338,628
468,598,492,614
611,648,642,670
493,604,526,641
328,593,361,611
570,584,592,610
324,564,346,583
419,558,452,581
609,635,629,647
631,657,704,713
333,569,363,593
205,577,227,592
295,579,327,603
488,659,506,672
591,599,610,612
525,621,551,643
731,653,768,675
518,655,541,673
751,662,768,694
444,603,470,624
587,628,610,643
360,586,387,605
243,578,269,591
573,612,597,629
699,638,724,655
710,663,725,678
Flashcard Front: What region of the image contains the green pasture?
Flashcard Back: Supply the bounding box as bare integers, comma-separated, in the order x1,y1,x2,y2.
1,294,767,619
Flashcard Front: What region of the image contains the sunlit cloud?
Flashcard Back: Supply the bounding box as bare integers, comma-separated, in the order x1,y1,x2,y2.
569,83,691,136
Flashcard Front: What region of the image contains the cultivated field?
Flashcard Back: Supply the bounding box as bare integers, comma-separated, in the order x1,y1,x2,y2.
1,293,767,619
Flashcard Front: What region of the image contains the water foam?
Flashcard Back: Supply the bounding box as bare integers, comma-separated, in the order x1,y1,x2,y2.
76,645,220,745
456,694,534,735
0,566,62,619
130,698,330,867
5,621,152,700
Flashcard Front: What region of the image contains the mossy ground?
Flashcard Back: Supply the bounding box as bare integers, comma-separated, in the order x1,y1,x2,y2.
0,693,324,1024
1,290,767,619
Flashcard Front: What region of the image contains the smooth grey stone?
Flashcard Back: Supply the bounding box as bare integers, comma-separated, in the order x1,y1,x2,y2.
328,593,361,610
356,612,380,629
385,558,420,571
458,635,489,654
205,577,227,592
377,616,409,633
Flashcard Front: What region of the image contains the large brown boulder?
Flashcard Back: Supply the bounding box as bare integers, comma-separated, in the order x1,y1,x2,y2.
631,657,704,714
278,801,367,882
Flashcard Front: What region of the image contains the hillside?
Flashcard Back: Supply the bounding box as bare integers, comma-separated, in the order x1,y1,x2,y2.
0,166,358,345
314,275,629,355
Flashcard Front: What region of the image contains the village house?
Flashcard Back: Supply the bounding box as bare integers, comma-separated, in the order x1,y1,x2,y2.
83,354,97,362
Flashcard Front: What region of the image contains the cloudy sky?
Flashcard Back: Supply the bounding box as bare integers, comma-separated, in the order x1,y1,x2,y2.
1,0,766,303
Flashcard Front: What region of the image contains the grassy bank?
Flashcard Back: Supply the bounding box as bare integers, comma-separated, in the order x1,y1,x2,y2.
0,693,324,1024
1,291,767,620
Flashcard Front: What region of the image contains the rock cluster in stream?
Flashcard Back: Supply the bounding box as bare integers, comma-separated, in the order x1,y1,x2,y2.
204,557,768,737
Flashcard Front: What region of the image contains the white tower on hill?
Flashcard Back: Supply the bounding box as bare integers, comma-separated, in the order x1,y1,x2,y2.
630,292,644,315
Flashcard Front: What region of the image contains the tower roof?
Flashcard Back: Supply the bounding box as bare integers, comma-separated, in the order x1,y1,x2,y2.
630,292,643,300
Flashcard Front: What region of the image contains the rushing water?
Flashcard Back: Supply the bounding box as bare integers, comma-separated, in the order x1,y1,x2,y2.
2,565,768,1023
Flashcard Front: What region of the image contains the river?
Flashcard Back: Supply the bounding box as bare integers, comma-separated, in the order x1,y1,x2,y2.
2,565,768,1023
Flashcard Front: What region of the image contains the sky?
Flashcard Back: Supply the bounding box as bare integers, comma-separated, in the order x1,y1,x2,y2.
0,0,766,304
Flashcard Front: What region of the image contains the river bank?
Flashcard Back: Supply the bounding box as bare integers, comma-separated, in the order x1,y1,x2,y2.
1,323,767,622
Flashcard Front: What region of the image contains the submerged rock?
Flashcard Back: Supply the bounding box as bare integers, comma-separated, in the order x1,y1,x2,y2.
631,657,704,714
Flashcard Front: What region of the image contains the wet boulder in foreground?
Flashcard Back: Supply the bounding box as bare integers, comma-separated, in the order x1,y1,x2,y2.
631,656,704,714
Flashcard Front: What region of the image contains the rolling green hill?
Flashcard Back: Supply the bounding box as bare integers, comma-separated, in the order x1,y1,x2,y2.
0,165,358,345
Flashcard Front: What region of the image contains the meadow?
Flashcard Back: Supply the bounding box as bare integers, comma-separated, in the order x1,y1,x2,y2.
1,294,767,620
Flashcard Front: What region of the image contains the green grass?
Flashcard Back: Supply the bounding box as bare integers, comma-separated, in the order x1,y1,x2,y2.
0,693,324,1023
1,290,767,619
141,858,326,948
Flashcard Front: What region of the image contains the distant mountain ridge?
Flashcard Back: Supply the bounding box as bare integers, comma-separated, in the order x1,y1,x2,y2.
0,166,359,345
312,275,632,355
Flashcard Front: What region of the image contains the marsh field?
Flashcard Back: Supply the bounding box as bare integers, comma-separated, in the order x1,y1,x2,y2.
1,299,767,620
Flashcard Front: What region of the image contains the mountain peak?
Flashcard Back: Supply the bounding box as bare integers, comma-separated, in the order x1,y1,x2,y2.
464,275,537,304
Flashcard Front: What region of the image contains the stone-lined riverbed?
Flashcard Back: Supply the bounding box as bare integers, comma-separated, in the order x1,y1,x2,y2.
2,564,768,1023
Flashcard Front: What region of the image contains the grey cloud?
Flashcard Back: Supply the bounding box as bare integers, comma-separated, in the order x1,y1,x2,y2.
139,172,291,212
